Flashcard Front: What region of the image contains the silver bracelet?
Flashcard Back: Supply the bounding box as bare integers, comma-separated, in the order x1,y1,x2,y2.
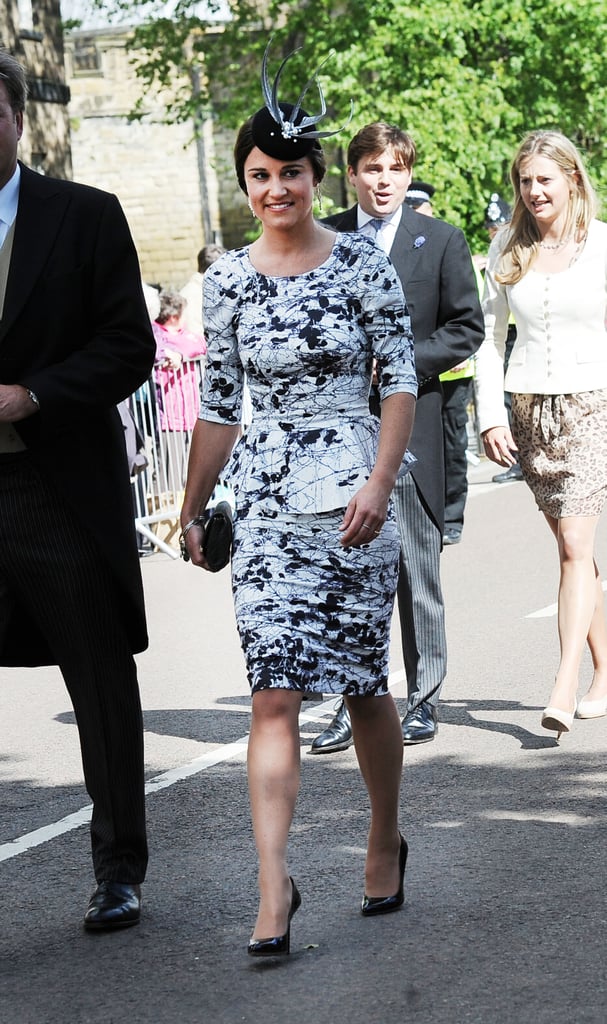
179,516,205,561
26,388,40,408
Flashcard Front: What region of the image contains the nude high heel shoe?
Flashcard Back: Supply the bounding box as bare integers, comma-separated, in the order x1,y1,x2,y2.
541,703,576,739
576,694,607,719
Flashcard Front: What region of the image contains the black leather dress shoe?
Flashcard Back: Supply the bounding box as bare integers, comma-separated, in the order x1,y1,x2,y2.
309,700,353,754
83,881,142,931
443,528,462,546
401,702,438,745
492,463,523,483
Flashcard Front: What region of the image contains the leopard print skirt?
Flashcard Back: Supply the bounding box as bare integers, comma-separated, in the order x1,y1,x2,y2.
511,389,607,518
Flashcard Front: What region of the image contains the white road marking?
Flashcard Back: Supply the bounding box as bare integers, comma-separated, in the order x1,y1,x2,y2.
0,670,407,864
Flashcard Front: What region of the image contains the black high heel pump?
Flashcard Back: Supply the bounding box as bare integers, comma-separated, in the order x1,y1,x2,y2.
247,878,301,957
361,834,408,916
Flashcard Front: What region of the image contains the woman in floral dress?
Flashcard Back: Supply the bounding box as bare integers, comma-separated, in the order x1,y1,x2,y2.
181,61,417,956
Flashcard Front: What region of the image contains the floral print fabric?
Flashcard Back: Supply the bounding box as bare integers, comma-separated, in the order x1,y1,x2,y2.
232,511,401,695
200,231,417,695
201,232,416,516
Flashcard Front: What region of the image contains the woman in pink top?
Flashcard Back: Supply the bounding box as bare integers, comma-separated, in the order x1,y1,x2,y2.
153,290,206,487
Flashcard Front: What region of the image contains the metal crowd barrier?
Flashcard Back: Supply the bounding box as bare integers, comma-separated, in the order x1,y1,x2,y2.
125,358,482,559
127,357,205,559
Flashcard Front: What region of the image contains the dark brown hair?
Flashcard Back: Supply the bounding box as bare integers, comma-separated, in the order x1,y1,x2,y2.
347,123,416,173
234,116,327,193
197,244,225,273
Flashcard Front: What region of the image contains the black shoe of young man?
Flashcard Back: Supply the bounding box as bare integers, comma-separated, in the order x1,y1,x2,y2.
443,528,462,546
492,463,523,483
83,881,142,930
309,700,353,754
401,702,438,745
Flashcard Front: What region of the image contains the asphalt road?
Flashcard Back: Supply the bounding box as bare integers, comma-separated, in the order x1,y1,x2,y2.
2,459,607,1024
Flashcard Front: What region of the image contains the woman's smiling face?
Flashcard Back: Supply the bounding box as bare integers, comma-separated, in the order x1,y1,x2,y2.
244,148,317,228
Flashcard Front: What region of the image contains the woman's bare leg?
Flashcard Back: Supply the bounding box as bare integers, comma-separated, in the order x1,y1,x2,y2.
544,513,606,710
346,692,403,897
247,689,303,940
581,568,607,700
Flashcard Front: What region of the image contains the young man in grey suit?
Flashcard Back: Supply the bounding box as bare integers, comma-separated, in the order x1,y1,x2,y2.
311,122,483,750
0,51,154,927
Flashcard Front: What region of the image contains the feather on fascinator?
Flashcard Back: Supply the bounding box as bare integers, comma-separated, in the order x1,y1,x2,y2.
250,39,353,161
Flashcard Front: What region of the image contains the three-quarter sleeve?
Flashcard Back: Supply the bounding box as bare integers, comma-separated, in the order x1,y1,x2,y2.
360,248,417,402
200,259,245,425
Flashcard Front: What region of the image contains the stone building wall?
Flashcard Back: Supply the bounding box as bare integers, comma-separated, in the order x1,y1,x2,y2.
1,0,71,178
64,27,219,290
212,120,255,251
63,21,346,285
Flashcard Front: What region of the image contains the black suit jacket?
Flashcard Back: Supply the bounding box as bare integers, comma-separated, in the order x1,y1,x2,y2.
0,163,155,665
324,205,484,531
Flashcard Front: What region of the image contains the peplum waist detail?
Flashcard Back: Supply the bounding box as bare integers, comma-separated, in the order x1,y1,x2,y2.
226,414,413,515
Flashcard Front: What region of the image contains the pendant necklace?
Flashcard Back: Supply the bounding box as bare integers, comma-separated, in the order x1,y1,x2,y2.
539,236,572,251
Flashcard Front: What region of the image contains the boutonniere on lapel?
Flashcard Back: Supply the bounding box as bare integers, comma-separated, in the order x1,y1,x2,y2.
413,235,426,249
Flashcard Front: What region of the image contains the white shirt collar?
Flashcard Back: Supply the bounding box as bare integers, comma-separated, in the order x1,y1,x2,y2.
357,204,402,253
356,204,402,231
0,164,21,243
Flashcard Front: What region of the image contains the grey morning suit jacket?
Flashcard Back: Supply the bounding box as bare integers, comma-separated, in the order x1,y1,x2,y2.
324,204,484,533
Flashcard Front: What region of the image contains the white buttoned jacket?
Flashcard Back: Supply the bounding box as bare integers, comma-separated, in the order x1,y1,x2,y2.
475,218,607,432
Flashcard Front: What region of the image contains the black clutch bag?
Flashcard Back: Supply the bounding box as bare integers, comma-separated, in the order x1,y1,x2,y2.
202,500,233,572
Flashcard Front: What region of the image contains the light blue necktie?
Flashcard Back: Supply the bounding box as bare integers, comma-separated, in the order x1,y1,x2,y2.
367,217,384,239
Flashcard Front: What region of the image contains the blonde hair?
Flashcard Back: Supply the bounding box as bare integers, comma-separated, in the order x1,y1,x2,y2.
497,130,598,285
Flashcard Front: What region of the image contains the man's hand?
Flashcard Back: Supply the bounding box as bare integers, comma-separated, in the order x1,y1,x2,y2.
0,384,39,422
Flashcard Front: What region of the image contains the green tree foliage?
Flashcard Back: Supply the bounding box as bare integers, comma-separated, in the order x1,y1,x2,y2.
89,0,607,248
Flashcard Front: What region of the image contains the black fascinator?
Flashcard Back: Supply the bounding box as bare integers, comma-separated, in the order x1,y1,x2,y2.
250,40,353,161
484,192,512,227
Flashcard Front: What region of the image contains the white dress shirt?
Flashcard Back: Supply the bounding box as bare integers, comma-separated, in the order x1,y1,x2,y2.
0,164,20,250
179,271,204,337
356,205,402,255
0,165,27,451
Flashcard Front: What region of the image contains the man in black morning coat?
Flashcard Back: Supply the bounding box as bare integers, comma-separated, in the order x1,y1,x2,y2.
311,122,483,752
0,51,155,929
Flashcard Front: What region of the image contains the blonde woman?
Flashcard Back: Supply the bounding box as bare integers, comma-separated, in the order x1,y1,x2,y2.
476,130,607,739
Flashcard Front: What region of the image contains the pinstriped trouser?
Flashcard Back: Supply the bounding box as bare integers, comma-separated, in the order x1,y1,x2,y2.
393,472,447,711
0,454,148,883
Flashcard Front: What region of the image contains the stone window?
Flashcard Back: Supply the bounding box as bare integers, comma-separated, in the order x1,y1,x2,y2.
18,0,33,29
18,0,42,40
72,37,102,75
